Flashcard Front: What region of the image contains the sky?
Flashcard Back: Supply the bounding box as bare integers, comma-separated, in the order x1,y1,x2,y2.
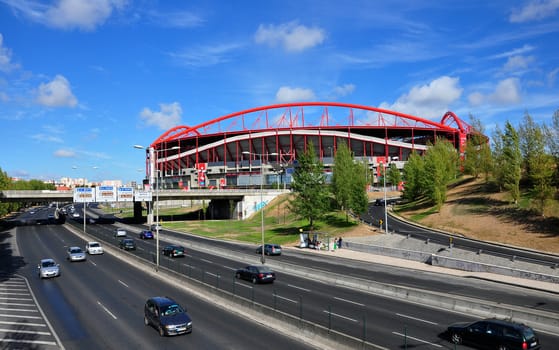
0,0,558,185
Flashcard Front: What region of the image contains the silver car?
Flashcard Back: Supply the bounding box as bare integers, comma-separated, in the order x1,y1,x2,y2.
38,258,60,278
67,246,86,262
85,241,104,255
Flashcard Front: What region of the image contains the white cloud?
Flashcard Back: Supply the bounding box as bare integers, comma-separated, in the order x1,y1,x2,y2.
275,86,316,103
378,76,463,119
333,84,355,98
468,92,485,106
54,149,76,158
170,42,243,67
3,0,127,31
489,78,522,104
510,0,559,23
0,33,19,72
35,75,78,107
140,102,182,130
146,10,204,28
254,21,325,52
503,55,535,71
31,133,63,143
548,67,559,86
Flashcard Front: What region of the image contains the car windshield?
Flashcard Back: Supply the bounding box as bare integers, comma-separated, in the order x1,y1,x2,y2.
89,243,99,247
70,248,82,253
42,261,55,267
162,304,184,316
522,327,536,339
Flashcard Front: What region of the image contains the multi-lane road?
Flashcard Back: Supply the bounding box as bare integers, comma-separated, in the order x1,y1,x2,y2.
3,207,559,349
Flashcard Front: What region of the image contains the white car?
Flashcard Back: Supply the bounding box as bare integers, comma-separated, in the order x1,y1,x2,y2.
114,228,127,237
67,246,86,262
85,242,104,255
38,258,60,278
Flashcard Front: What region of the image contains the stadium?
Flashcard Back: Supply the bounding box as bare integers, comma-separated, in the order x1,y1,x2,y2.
141,102,472,190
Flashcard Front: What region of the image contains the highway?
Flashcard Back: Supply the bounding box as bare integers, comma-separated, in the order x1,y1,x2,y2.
12,224,317,350
4,206,559,349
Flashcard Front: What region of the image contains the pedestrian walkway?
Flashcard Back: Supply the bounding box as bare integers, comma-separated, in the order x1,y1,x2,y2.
286,235,559,294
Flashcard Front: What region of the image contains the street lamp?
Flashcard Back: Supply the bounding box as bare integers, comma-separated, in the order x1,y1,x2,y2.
242,151,277,264
134,144,179,271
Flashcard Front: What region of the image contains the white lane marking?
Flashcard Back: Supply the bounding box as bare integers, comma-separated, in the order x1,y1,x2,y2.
97,301,117,320
89,260,97,266
118,280,129,288
0,320,46,327
334,296,365,306
222,266,236,271
0,327,51,335
322,310,358,322
0,339,57,346
396,313,438,325
287,284,311,292
200,258,214,264
0,313,42,319
0,302,36,307
206,272,218,277
392,332,442,347
0,291,31,296
0,297,32,301
274,295,298,304
234,282,252,289
0,307,38,312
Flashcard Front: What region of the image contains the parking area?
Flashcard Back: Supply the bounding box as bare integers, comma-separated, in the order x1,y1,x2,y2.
0,274,62,349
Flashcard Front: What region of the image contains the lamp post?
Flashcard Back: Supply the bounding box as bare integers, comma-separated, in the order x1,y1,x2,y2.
242,151,277,264
383,163,388,234
134,144,179,271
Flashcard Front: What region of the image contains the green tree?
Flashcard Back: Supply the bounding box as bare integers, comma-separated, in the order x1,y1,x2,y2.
0,167,13,217
402,152,425,201
464,115,493,181
289,142,330,230
349,160,369,217
387,162,402,188
518,113,543,185
528,152,555,215
501,121,522,204
423,138,459,211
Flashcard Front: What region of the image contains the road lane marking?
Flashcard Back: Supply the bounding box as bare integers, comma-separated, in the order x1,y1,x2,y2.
322,310,358,322
200,258,214,264
97,301,117,320
287,284,311,292
0,320,47,327
274,295,298,303
222,266,236,270
118,280,129,288
0,339,58,346
0,327,51,335
234,282,252,289
396,313,438,325
0,307,38,312
206,272,218,277
0,291,31,296
89,260,97,266
0,313,42,319
0,302,36,307
334,296,365,306
392,332,442,347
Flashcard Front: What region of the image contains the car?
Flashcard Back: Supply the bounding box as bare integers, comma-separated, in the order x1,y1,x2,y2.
38,258,60,278
144,296,192,337
119,238,136,250
447,318,540,350
150,223,162,231
256,243,282,256
139,230,154,239
67,246,86,262
85,241,104,255
114,228,127,237
162,245,185,257
235,265,276,284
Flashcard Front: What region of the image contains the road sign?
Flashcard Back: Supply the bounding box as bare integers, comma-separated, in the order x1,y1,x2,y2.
135,190,152,202
96,186,116,202
117,187,134,202
73,187,95,203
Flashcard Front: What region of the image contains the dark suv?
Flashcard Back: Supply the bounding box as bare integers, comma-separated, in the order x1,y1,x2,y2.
447,318,540,350
255,244,282,256
144,296,192,336
118,238,136,251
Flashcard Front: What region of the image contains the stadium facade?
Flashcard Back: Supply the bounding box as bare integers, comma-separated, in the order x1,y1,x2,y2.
141,102,472,190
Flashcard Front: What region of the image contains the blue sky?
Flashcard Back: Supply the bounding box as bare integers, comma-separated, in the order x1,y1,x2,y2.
1,0,558,185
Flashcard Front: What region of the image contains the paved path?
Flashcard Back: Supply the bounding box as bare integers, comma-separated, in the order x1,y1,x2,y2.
287,234,559,294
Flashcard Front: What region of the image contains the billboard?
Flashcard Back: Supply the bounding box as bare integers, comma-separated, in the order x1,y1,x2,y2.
135,190,152,202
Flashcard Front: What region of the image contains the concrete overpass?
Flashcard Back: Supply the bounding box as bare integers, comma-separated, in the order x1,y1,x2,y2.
0,189,286,221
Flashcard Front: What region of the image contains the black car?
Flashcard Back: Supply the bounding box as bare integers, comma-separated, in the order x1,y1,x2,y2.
144,296,192,336
119,238,136,251
255,244,282,256
235,265,276,284
447,318,540,350
162,245,185,257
